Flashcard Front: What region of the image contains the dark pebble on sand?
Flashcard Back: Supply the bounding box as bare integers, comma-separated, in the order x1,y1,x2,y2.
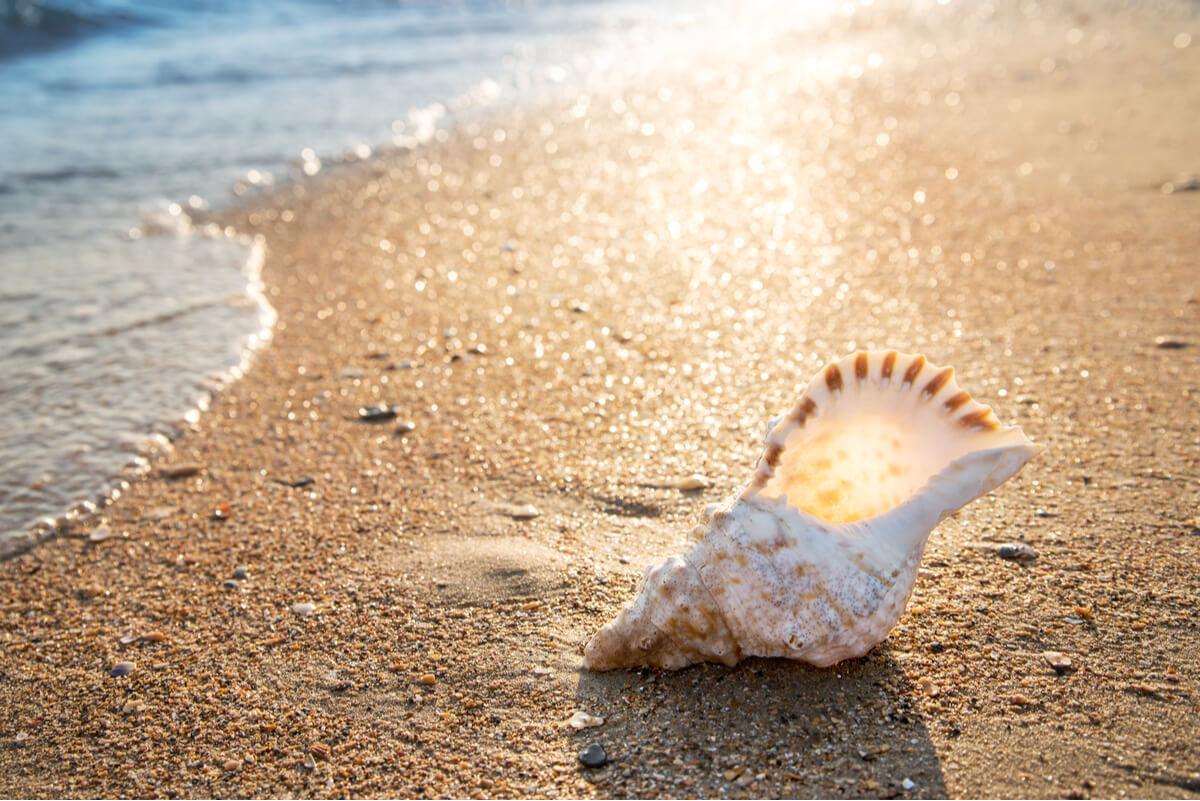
109,661,135,678
928,642,945,653
1154,336,1189,349
996,542,1038,562
579,743,608,768
223,579,240,591
233,566,249,580
358,404,401,423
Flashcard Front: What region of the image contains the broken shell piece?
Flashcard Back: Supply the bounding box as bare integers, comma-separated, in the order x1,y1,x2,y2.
1042,651,1074,673
566,711,605,729
506,504,540,520
677,474,713,491
584,350,1040,671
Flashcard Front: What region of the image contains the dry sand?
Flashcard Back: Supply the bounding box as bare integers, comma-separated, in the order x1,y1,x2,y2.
1,2,1198,798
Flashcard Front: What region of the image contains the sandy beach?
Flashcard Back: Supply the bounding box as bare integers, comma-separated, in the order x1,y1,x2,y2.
1,2,1198,798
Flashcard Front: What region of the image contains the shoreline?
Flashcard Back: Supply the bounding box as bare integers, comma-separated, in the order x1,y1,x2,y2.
2,4,1198,798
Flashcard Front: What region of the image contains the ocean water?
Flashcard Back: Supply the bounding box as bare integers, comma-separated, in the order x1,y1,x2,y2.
0,0,850,554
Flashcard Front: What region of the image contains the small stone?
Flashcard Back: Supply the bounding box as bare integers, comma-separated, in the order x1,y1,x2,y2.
291,602,315,617
233,566,249,580
88,527,111,542
394,420,417,434
1008,693,1034,706
419,673,436,686
996,542,1038,561
928,642,945,653
507,504,540,520
358,404,400,423
901,778,916,791
1043,651,1074,674
14,732,28,745
916,677,939,696
579,743,607,768
212,503,232,520
339,368,365,379
223,579,240,591
566,710,605,729
109,661,135,678
1154,336,1189,349
521,601,542,611
161,463,205,479
119,632,138,645
142,631,167,643
532,666,553,676
275,476,315,488
223,759,243,772
677,474,713,491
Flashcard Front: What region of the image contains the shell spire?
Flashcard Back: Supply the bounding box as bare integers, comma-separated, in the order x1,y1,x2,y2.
583,350,1040,671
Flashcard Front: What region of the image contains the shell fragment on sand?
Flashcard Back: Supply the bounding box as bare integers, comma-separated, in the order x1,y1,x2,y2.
583,350,1040,671
566,711,605,729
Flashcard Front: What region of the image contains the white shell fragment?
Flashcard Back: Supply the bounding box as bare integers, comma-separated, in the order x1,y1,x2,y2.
677,474,713,491
583,350,1040,671
565,710,605,729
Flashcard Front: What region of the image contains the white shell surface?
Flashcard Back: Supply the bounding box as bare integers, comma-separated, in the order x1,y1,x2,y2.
583,350,1039,672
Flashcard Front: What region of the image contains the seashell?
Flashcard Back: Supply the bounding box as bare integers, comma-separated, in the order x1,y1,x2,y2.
583,350,1040,671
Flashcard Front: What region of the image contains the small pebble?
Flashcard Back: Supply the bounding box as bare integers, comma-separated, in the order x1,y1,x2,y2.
394,420,417,434
916,677,938,696
358,404,400,422
88,527,111,542
223,579,240,591
224,759,243,772
233,566,249,580
1043,650,1074,674
566,710,605,729
901,778,916,791
292,602,315,617
419,673,436,686
160,462,205,479
109,661,136,678
142,631,167,643
508,504,540,520
996,542,1038,561
14,732,28,745
1153,335,1189,349
579,743,608,768
677,474,713,491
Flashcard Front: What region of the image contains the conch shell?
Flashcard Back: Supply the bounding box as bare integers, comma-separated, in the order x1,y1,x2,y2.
584,350,1039,671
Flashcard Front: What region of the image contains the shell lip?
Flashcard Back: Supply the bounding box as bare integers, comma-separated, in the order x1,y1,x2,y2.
738,427,1041,530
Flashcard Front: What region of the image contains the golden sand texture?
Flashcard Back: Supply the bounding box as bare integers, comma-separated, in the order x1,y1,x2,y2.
1,2,1198,797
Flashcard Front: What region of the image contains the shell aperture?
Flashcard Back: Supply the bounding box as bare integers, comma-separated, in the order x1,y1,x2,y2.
583,350,1039,671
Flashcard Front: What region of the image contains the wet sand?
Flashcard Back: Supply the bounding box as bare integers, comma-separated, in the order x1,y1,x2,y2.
2,3,1198,798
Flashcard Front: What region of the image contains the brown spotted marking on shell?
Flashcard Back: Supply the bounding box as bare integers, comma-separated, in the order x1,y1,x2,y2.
959,408,999,430
943,390,972,412
921,366,954,399
825,364,843,394
789,395,817,425
881,351,898,381
854,352,869,382
902,355,926,386
764,443,784,468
